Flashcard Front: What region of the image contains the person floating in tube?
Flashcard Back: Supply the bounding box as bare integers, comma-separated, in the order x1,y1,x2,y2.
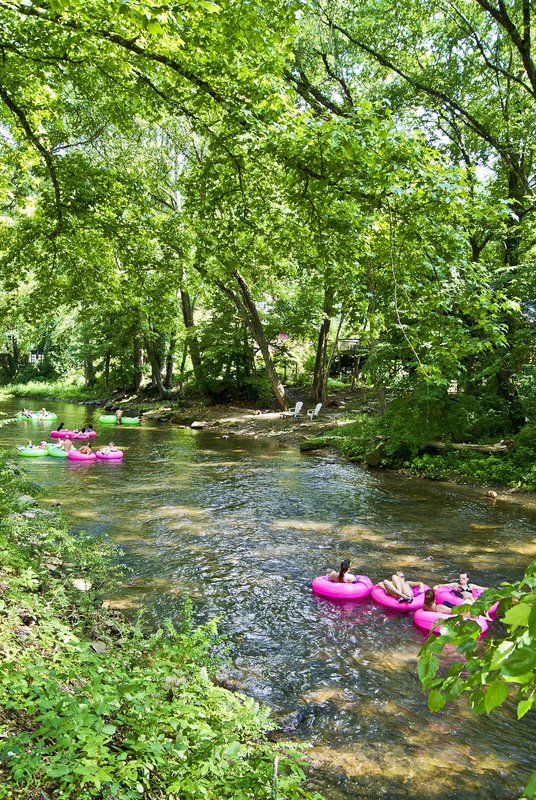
377,571,425,603
433,572,487,603
423,589,453,614
328,560,356,584
115,409,123,424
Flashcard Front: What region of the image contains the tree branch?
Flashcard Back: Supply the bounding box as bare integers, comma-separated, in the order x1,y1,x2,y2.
318,12,529,190
473,0,536,96
0,81,63,236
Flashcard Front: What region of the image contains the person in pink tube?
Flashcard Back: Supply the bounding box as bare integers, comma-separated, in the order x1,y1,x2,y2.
423,589,453,614
378,571,425,603
434,572,487,602
328,560,356,584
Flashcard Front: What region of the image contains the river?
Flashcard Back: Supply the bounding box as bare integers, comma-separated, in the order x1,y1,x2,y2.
2,398,535,799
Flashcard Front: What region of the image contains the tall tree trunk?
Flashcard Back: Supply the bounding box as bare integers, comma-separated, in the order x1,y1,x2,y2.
165,330,177,390
180,288,205,390
84,359,96,387
104,354,110,388
192,262,286,409
11,335,19,374
321,314,344,401
495,168,527,432
505,167,525,268
144,334,169,398
312,286,334,404
133,336,143,391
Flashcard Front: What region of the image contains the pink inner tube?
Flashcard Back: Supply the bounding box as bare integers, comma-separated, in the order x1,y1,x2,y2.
50,430,97,440
371,583,430,612
312,574,373,600
435,586,499,618
67,450,97,462
413,608,489,637
96,449,124,460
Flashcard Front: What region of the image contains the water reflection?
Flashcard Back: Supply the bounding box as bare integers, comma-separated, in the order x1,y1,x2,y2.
1,399,534,799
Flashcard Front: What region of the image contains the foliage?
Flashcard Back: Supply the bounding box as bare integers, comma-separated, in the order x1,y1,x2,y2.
418,560,536,798
327,397,536,490
0,454,321,800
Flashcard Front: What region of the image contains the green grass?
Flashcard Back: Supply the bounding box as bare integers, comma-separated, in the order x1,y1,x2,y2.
0,379,102,403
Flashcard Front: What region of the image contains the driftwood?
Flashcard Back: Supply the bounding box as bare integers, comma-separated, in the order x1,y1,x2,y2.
426,441,509,454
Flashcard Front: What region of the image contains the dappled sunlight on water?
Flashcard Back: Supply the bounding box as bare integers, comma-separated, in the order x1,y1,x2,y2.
2,398,536,799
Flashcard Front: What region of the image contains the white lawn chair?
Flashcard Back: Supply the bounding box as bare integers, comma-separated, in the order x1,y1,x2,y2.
307,403,322,420
280,401,303,419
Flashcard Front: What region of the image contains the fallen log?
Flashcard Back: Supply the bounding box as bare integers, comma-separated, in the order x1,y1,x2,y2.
426,441,509,454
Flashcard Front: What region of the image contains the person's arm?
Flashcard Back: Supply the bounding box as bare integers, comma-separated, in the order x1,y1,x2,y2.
436,603,452,614
408,581,425,590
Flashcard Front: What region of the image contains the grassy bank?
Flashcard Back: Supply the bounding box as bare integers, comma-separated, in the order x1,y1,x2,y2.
0,380,102,404
0,453,320,800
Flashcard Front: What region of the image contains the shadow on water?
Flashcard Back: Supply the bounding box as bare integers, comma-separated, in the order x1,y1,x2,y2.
2,400,536,798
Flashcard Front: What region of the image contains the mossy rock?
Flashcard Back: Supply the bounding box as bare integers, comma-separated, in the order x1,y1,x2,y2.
300,437,330,452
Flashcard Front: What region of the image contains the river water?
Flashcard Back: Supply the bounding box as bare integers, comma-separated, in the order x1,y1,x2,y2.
2,399,536,799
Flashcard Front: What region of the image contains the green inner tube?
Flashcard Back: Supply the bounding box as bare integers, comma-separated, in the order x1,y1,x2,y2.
121,417,140,425
99,415,117,424
17,413,58,420
47,444,68,458
17,447,47,457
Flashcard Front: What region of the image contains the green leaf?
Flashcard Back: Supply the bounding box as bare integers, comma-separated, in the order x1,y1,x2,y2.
501,603,531,628
224,741,242,757
522,771,536,798
428,689,446,712
484,680,509,713
418,654,440,686
501,647,536,677
198,0,221,11
102,724,116,735
517,698,534,719
147,20,164,35
490,639,515,670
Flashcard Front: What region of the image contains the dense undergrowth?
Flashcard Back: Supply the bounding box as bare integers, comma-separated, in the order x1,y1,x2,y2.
0,454,320,800
317,385,536,492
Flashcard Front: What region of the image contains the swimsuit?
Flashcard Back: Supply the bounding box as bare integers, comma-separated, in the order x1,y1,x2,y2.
452,583,473,599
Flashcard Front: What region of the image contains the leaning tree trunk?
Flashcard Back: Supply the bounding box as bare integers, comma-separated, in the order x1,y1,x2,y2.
233,271,286,410
192,262,286,409
103,354,111,388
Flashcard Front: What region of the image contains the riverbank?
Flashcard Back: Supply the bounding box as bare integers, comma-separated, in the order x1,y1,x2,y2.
1,380,363,445
0,453,321,800
5,379,536,498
